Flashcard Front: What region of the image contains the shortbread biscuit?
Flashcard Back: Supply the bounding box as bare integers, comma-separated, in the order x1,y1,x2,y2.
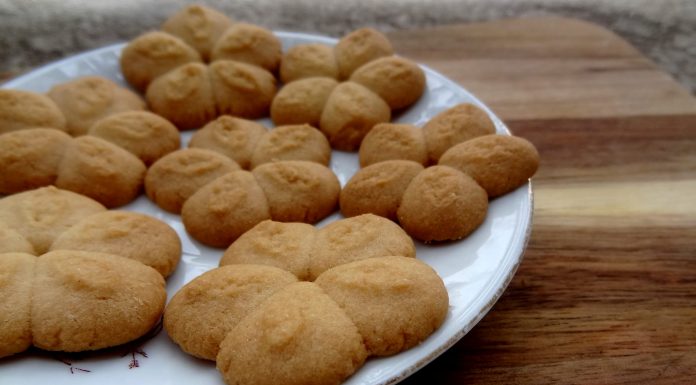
422,103,496,163
50,211,181,278
220,220,317,280
0,89,66,134
0,186,106,254
145,148,240,213
340,160,424,220
0,222,35,255
88,111,180,166
349,56,425,110
315,256,449,356
438,134,540,197
319,81,391,151
47,76,146,136
55,136,147,208
358,123,427,167
181,170,271,247
270,77,338,127
397,165,488,242
250,124,331,168
31,250,166,352
334,27,394,79
0,128,72,194
211,23,282,72
161,4,233,61
120,31,202,92
280,44,339,83
164,264,297,360
189,116,268,169
216,282,368,385
251,161,340,223
309,214,416,280
0,253,35,358
209,60,277,119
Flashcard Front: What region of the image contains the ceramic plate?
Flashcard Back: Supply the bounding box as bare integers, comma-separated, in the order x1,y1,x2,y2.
0,31,532,385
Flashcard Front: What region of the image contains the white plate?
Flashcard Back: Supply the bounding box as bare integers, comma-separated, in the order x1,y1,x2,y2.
0,32,533,385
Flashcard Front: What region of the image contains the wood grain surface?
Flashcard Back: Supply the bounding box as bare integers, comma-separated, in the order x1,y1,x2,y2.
388,17,696,384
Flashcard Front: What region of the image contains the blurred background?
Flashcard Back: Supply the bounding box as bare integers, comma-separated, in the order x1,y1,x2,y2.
0,0,694,93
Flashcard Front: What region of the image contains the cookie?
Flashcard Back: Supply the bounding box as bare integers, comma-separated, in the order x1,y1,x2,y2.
181,170,271,247
50,211,182,278
249,124,331,169
319,81,391,151
220,220,318,280
438,134,541,197
315,256,449,356
340,160,424,221
349,56,425,110
189,115,268,169
55,136,147,208
251,161,340,223
422,103,496,163
334,27,394,79
0,89,66,134
31,250,166,352
161,4,233,61
47,76,146,136
0,252,35,358
397,165,488,242
270,77,338,127
209,60,277,119
145,148,240,213
216,282,368,385
309,214,416,280
358,123,427,167
120,31,202,92
0,128,72,194
0,222,35,255
164,264,297,360
88,111,181,166
211,23,282,72
280,43,339,83
0,186,106,254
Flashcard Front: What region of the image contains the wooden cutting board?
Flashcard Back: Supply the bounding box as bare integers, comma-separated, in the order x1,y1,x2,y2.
388,17,696,384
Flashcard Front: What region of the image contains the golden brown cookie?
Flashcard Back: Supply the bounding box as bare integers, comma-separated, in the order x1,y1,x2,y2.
0,186,106,254
145,148,240,213
358,123,427,167
47,76,146,136
438,134,540,197
88,111,180,166
220,220,317,280
251,161,340,223
249,124,331,168
161,4,233,61
209,60,277,119
315,256,449,356
31,250,166,352
0,128,72,194
349,56,425,110
55,136,147,208
319,81,391,151
0,222,35,255
181,170,271,247
340,160,424,221
0,89,66,134
270,77,338,127
216,282,368,385
397,165,488,242
280,43,339,83
334,27,394,79
189,115,268,169
146,62,216,130
120,31,202,92
309,214,416,280
211,23,282,72
50,211,181,278
164,264,297,360
422,103,496,163
0,252,35,358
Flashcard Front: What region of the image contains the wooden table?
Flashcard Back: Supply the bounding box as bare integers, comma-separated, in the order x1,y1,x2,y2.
388,17,696,384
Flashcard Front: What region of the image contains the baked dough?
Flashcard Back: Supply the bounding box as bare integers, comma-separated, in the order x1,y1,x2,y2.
334,27,394,79
211,23,282,73
0,252,35,358
189,115,268,169
358,123,427,167
0,89,66,134
250,125,331,168
280,44,339,83
161,4,233,61
423,103,496,163
270,77,339,127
